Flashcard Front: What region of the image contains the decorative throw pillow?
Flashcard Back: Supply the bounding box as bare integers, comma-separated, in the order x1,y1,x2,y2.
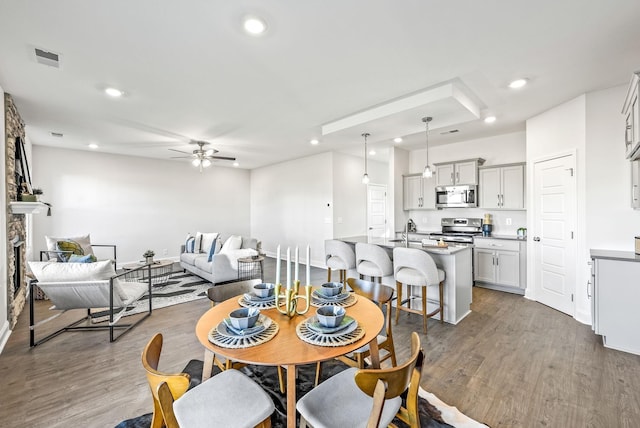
56,240,97,262
207,237,221,262
68,254,94,263
194,232,204,253
219,235,243,254
185,235,196,253
45,234,94,256
200,233,219,256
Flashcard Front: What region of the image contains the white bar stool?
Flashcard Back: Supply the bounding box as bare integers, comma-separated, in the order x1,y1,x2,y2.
324,240,356,284
355,242,393,283
393,247,445,333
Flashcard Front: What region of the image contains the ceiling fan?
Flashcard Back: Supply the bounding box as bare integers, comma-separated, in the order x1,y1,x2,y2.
169,141,236,172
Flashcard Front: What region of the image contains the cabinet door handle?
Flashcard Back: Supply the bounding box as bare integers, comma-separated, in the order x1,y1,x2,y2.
533,237,541,242
587,280,591,298
450,172,454,184
456,172,460,183
497,194,500,207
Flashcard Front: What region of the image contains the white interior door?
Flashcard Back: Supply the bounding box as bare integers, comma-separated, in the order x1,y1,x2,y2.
533,154,576,315
367,184,387,243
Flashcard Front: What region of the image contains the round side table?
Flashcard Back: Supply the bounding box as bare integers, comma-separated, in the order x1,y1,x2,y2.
237,256,264,281
122,259,174,286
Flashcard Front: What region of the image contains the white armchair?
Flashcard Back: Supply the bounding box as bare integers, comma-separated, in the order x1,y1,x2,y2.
28,260,152,346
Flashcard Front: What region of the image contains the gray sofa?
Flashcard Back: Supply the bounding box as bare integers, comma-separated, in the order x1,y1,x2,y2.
180,235,259,284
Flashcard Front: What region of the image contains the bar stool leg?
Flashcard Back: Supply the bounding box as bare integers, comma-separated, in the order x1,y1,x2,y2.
395,280,402,325
422,285,428,334
439,280,444,323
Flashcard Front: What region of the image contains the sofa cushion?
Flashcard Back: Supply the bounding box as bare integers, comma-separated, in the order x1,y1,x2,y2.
220,235,242,254
194,256,214,273
180,252,204,266
185,235,196,253
241,237,258,250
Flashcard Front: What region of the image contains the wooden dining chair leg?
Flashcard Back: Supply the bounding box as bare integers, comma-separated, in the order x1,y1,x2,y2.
327,268,332,282
278,366,286,393
422,286,428,333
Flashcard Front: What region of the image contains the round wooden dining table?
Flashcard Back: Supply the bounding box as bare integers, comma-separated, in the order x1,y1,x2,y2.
195,292,384,428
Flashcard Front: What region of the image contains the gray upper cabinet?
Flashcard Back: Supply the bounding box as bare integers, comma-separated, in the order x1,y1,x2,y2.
434,158,485,186
403,173,435,210
479,163,525,210
623,71,640,160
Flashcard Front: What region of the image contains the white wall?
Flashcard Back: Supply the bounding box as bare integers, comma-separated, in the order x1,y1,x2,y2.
526,95,587,321
32,146,251,265
332,152,368,238
0,84,9,352
250,152,334,270
406,132,527,234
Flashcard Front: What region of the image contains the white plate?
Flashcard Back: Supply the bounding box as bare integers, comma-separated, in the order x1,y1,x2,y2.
303,316,358,337
243,292,275,302
307,315,355,334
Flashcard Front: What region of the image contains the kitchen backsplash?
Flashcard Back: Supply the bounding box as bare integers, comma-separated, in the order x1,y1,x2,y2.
407,208,527,235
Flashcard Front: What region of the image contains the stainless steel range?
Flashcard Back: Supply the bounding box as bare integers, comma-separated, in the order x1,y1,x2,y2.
428,218,483,245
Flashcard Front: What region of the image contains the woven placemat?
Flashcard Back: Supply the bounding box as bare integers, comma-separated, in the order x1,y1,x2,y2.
237,294,278,309
208,316,279,349
310,292,357,308
296,317,364,347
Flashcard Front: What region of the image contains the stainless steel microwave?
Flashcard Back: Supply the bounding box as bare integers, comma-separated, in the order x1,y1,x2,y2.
435,185,478,208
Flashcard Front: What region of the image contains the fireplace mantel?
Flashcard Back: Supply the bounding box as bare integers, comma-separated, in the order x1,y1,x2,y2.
9,202,47,214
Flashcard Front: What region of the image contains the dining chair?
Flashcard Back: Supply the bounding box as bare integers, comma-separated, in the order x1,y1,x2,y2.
355,242,393,283
367,379,388,428
315,277,397,385
206,279,287,394
141,333,202,428
156,368,275,428
297,331,424,428
325,239,356,284
393,247,445,333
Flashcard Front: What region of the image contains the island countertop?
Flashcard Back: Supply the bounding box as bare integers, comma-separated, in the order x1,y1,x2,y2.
338,235,470,255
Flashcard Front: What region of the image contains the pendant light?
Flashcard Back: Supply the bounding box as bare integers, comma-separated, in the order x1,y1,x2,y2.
362,132,370,184
422,116,433,178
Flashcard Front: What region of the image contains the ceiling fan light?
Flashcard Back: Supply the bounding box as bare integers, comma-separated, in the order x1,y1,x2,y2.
202,159,212,168
192,158,201,167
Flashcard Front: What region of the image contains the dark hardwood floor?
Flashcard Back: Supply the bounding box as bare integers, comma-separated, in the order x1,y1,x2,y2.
1,258,639,427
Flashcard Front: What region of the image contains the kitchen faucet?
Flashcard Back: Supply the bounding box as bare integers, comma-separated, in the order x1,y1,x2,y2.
402,223,409,247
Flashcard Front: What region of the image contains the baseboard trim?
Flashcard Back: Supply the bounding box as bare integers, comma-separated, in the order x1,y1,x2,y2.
0,320,11,355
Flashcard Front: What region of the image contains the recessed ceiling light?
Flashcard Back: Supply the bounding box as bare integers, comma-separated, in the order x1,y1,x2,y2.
369,150,376,156
105,87,123,97
484,116,497,124
233,162,240,167
243,17,267,35
508,79,527,89
88,143,99,149
393,137,403,143
310,139,319,145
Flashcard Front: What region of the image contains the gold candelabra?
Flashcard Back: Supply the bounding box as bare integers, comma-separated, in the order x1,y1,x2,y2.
274,280,312,318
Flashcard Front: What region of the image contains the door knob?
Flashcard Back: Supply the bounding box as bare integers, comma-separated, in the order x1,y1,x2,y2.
533,237,540,241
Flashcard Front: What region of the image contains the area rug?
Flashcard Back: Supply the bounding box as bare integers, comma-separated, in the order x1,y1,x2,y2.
92,272,211,321
116,359,489,428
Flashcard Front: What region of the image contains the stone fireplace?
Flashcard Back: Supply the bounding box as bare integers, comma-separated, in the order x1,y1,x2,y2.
5,93,28,328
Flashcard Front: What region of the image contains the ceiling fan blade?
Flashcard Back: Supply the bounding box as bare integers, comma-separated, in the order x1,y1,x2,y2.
170,156,194,159
168,148,191,155
208,155,236,161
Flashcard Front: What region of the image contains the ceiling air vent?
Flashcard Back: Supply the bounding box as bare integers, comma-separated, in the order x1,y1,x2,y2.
440,129,460,135
34,48,61,68
50,132,63,138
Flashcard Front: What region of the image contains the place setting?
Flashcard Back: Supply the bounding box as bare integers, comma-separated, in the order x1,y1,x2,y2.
311,281,357,308
238,282,279,309
208,307,279,349
296,305,365,347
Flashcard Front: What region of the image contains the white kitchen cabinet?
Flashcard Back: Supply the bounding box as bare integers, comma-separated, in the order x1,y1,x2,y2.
622,72,640,160
590,251,640,356
479,163,525,209
402,173,435,210
434,158,484,186
474,237,526,293
632,160,640,209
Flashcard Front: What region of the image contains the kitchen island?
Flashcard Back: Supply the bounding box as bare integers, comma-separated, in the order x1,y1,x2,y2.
338,236,473,325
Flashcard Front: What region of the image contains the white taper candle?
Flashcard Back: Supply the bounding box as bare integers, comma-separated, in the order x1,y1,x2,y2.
275,245,281,285
306,245,311,286
294,246,299,282
286,247,291,289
